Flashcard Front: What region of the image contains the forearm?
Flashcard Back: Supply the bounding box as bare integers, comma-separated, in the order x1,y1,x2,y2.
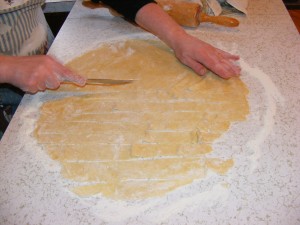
99,1,187,50
0,55,14,84
135,3,187,51
100,0,155,21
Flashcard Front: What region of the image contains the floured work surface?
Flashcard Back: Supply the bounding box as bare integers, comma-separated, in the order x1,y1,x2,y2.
35,39,249,200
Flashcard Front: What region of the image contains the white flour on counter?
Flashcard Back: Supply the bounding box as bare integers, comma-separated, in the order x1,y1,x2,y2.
86,180,229,223
240,59,285,172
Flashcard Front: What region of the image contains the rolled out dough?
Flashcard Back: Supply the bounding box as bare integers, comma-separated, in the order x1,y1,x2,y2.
35,39,249,200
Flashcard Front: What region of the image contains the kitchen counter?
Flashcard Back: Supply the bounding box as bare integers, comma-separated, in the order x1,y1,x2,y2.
1,0,300,224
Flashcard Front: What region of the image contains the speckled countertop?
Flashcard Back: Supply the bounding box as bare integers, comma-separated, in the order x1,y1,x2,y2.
1,0,300,224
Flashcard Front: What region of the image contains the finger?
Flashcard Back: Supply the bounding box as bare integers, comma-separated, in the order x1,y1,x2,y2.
220,58,241,75
67,73,86,87
216,49,240,60
24,79,43,93
47,55,86,86
57,67,86,87
224,58,241,76
204,50,241,78
45,77,61,89
25,87,39,94
213,61,241,79
37,82,47,91
184,58,207,76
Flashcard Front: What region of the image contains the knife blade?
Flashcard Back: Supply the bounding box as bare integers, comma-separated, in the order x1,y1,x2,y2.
86,78,134,85
63,78,134,86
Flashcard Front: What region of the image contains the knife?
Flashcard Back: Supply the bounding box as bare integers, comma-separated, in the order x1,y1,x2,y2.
86,78,134,85
63,78,134,86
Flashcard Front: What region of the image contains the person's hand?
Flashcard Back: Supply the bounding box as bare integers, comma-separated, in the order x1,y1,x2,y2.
172,33,241,79
0,55,86,93
135,3,241,79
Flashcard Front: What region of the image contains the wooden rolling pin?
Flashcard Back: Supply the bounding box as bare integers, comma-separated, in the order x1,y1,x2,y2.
157,0,239,27
82,0,239,28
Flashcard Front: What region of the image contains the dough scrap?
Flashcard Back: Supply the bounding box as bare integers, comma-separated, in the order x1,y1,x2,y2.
35,39,249,200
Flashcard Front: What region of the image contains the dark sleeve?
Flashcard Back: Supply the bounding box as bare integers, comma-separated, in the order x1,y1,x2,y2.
93,0,156,21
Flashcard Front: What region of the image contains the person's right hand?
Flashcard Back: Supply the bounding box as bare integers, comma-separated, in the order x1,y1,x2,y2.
0,55,86,93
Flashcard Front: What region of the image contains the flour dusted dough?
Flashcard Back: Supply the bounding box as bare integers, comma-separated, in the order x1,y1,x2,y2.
35,39,249,200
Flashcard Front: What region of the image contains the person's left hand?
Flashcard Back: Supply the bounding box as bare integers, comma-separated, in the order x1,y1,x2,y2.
172,33,241,79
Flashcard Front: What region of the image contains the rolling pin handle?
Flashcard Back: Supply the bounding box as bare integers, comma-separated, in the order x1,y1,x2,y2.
200,13,239,27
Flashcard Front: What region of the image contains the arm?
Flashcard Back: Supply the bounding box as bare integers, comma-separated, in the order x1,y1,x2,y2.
101,1,241,79
135,3,241,79
0,55,86,94
99,0,155,21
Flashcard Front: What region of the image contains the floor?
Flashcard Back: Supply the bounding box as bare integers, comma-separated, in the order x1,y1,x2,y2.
288,10,300,33
45,12,69,37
